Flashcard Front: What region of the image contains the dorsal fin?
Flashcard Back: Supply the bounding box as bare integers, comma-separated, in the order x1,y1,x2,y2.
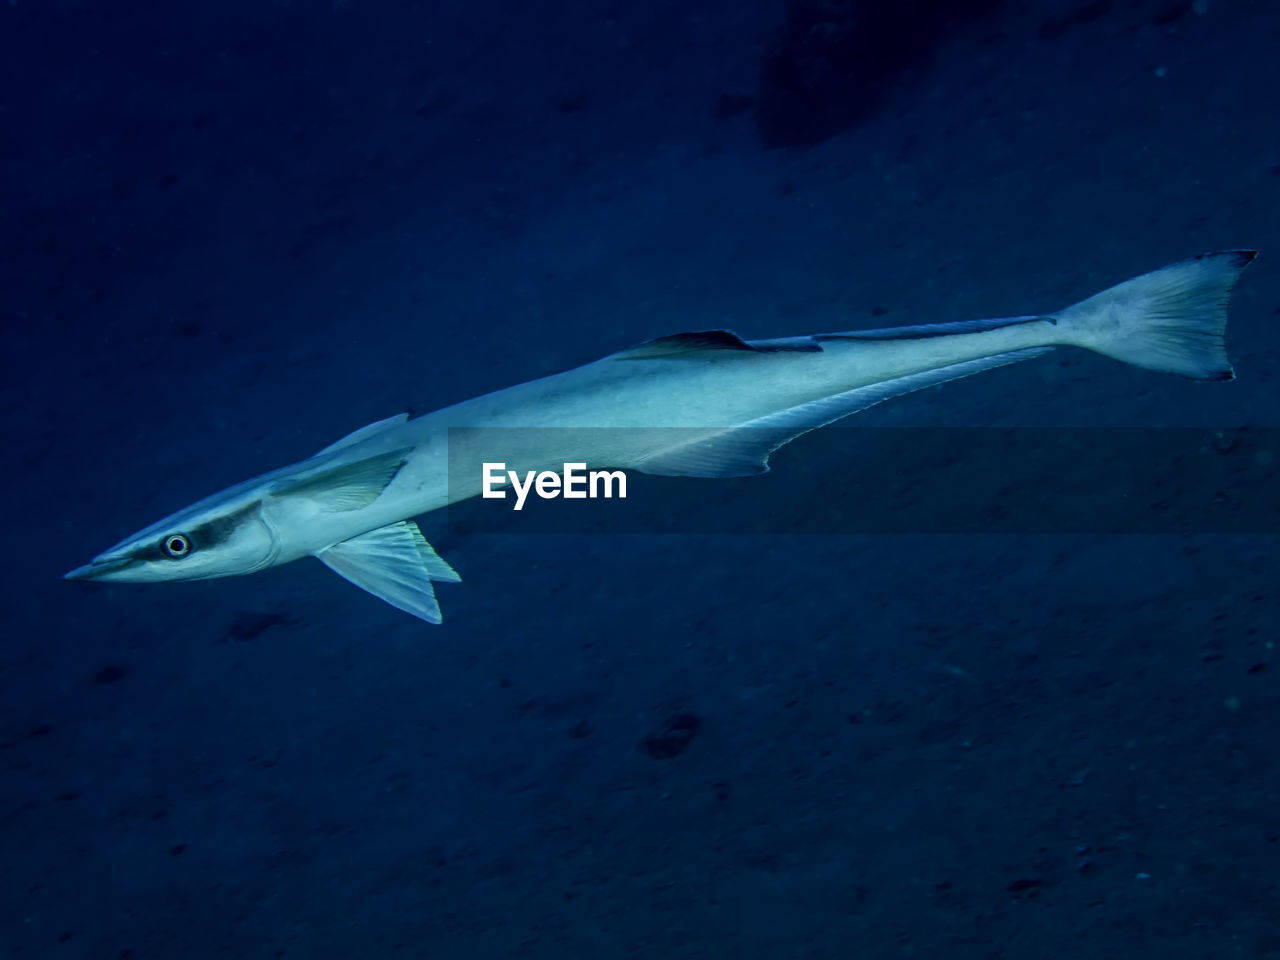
611,329,820,360
316,413,410,455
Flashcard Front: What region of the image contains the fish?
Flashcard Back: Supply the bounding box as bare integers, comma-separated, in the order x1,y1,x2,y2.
65,250,1257,623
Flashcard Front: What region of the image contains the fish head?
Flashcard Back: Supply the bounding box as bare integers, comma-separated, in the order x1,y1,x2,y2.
64,481,282,584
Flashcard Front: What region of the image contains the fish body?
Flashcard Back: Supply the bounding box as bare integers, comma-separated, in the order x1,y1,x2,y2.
66,251,1257,623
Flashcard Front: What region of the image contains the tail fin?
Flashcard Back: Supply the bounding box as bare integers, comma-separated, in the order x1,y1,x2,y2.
1054,250,1256,381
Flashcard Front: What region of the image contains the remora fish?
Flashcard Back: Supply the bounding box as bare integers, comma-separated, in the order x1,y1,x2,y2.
66,251,1256,623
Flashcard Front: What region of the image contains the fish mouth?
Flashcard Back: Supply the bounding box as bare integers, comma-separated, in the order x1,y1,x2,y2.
64,553,137,582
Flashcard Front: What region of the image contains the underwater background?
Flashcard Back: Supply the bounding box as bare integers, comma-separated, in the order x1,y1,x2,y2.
4,0,1280,956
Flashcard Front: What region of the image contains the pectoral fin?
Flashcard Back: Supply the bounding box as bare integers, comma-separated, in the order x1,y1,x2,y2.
316,521,460,624
273,449,411,512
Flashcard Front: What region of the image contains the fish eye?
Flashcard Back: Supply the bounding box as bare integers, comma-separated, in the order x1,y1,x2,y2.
161,533,192,559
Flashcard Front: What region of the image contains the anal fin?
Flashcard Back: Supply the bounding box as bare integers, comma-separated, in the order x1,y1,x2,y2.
635,348,1052,477
316,520,460,624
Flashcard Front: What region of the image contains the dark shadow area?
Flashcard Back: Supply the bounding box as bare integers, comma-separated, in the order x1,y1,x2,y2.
756,0,1004,148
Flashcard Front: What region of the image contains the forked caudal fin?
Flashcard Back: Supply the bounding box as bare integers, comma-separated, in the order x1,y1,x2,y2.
1053,250,1257,381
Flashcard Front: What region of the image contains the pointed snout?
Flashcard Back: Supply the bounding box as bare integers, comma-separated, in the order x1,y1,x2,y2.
64,553,136,582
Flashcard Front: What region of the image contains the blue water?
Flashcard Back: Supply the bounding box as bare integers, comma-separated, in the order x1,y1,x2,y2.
4,1,1279,956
